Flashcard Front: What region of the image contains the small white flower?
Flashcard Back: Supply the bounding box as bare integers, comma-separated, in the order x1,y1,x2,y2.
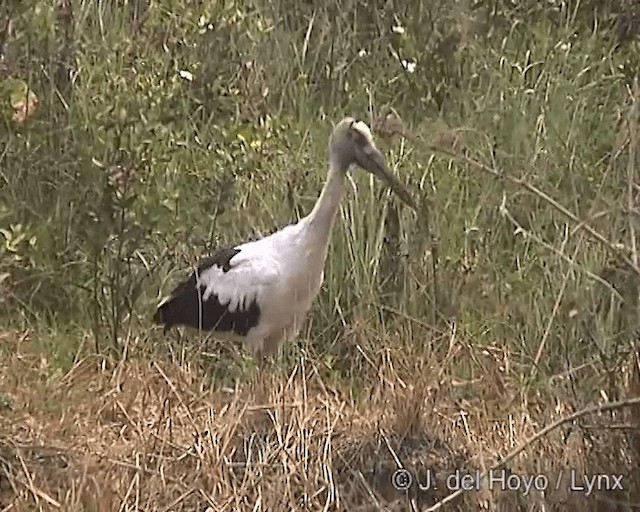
358,48,367,57
555,41,571,52
179,70,194,81
392,25,405,34
401,59,416,73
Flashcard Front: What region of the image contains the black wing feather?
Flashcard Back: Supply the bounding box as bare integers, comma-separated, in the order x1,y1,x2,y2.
153,245,261,336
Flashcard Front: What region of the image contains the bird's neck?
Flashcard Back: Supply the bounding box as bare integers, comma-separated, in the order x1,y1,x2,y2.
304,166,345,245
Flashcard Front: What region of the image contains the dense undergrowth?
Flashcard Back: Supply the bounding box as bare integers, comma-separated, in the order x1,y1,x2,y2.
1,0,640,510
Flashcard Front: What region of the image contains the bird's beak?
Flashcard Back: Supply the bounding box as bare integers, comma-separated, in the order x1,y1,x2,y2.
357,144,418,211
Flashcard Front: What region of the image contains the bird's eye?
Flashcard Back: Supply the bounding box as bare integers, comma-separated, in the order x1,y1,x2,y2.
350,128,367,146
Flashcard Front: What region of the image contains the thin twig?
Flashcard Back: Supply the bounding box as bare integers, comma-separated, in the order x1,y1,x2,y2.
403,125,640,278
425,396,640,511
501,208,623,300
626,78,638,268
451,147,640,277
530,234,580,377
152,361,199,432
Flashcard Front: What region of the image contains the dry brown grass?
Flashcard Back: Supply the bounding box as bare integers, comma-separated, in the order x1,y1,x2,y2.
0,327,639,512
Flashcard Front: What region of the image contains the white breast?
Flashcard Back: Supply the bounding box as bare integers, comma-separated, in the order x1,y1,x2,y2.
256,221,327,338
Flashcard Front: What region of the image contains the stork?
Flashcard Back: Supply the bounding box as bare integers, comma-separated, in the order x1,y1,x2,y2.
153,117,416,359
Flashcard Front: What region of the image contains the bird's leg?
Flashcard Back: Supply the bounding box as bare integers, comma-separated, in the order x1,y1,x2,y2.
256,351,265,379
250,350,269,403
247,333,280,400
244,336,264,390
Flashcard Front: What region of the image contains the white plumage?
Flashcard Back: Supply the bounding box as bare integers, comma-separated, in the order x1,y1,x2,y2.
153,117,416,358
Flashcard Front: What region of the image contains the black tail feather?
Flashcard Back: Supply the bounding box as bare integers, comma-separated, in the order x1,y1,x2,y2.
153,273,198,329
153,279,261,336
153,286,200,330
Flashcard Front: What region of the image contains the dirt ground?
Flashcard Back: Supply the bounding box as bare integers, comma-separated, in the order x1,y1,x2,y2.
1,329,639,511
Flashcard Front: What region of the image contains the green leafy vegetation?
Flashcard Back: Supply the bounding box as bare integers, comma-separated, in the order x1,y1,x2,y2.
0,0,639,510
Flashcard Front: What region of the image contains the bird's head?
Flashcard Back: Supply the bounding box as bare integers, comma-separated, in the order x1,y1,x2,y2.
329,117,417,210
329,117,382,175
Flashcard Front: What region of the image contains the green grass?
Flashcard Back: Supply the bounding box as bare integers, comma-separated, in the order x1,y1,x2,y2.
1,0,640,510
